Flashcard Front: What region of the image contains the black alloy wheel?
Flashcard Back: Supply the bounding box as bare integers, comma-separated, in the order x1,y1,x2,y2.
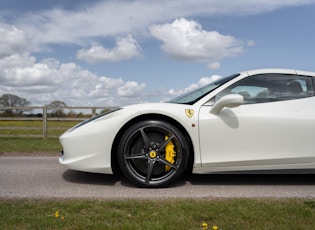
118,120,189,188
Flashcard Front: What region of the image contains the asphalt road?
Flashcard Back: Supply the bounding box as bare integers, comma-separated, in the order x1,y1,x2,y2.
1,156,315,199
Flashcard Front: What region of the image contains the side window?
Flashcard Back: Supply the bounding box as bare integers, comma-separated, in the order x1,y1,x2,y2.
215,74,314,104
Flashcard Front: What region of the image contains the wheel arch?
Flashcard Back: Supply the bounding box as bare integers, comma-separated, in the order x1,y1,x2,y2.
110,113,194,175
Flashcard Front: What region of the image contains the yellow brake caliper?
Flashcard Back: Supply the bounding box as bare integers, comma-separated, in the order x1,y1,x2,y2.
165,136,176,171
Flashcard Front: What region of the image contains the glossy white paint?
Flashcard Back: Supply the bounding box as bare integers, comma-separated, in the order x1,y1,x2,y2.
59,103,201,173
197,96,315,173
59,69,315,177
210,94,244,114
59,108,140,173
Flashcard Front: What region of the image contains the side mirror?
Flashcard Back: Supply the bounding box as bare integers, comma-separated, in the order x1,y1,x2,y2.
210,94,243,114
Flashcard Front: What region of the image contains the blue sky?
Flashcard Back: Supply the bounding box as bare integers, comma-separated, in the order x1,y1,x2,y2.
1,0,315,106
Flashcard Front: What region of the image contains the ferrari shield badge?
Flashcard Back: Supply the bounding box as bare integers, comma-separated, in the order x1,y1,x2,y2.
185,109,194,118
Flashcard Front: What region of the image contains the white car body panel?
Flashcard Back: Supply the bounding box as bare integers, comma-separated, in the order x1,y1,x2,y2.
59,68,315,181
196,96,315,173
60,108,141,173
60,103,202,173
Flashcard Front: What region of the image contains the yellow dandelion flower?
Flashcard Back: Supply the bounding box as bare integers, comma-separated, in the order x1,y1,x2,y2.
61,216,65,220
212,225,219,230
202,222,208,229
54,211,59,218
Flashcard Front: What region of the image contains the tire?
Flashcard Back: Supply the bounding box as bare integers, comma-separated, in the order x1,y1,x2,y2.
118,120,189,188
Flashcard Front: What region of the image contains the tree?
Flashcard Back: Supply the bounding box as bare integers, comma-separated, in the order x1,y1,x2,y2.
0,94,31,116
48,100,67,117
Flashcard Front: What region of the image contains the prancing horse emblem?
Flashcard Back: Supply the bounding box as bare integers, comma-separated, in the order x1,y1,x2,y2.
185,109,194,118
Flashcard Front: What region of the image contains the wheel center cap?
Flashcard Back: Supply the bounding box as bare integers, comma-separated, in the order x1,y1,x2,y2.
149,150,157,158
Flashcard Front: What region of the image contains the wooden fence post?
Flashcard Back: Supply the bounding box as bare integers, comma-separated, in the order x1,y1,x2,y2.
92,107,96,117
43,105,47,139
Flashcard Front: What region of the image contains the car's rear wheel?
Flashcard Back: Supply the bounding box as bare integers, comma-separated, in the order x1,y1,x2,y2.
118,120,189,188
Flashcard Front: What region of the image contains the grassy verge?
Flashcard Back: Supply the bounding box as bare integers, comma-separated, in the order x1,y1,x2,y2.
1,198,315,229
0,138,61,153
0,120,79,137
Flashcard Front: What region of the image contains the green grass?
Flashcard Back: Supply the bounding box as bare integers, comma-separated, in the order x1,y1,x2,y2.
0,120,80,152
1,199,315,229
0,120,79,127
0,138,61,153
0,120,79,137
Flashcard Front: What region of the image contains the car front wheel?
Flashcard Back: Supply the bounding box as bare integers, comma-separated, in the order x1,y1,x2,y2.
118,120,189,188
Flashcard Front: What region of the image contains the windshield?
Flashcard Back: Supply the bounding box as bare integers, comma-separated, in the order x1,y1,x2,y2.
168,73,240,105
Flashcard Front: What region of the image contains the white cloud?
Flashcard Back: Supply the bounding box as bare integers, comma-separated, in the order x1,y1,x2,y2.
2,61,145,106
150,18,244,69
89,77,124,97
12,0,314,47
0,22,33,58
117,81,146,98
77,35,142,64
0,54,59,89
0,52,146,106
168,75,222,97
0,21,147,106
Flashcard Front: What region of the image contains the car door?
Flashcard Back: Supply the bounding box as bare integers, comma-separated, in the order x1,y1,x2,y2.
198,73,315,172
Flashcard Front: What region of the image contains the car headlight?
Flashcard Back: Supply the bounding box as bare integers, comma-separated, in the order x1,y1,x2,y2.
67,108,122,132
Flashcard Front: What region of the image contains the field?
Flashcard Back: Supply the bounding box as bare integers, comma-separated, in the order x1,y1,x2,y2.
1,120,315,229
0,120,79,138
0,120,79,154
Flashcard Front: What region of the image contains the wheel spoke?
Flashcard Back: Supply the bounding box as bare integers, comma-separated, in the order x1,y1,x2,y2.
145,159,155,183
157,134,174,153
125,152,147,160
139,127,150,147
158,156,178,170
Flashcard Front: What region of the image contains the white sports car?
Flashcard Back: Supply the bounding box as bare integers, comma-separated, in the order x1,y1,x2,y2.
59,68,315,188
